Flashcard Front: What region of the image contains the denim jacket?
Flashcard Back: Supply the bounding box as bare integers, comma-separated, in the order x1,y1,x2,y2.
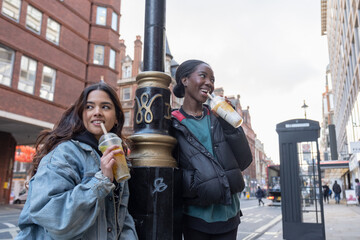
16,140,138,240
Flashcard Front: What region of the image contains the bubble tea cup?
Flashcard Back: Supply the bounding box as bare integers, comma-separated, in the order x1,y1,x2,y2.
208,93,243,128
98,132,130,182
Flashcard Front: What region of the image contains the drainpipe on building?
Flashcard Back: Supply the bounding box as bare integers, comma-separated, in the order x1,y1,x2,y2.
328,124,338,160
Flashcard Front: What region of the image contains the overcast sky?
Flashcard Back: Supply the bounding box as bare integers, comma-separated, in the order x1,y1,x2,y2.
120,0,329,162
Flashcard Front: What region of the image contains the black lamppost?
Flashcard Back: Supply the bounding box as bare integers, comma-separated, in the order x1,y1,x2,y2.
127,0,178,239
301,100,309,119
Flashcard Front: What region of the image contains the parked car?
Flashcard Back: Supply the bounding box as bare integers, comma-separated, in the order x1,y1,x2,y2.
13,188,28,204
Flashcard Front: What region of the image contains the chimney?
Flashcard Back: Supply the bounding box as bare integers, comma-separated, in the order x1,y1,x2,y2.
118,39,126,79
132,35,143,77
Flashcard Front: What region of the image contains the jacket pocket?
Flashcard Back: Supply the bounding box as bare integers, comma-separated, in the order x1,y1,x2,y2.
227,168,245,193
195,178,225,206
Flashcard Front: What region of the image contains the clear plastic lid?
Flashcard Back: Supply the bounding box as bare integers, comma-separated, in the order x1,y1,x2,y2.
98,133,122,145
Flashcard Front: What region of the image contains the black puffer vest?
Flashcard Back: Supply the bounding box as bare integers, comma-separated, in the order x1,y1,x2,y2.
170,106,252,206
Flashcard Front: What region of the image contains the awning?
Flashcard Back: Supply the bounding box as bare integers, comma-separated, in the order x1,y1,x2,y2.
320,160,349,168
320,160,349,181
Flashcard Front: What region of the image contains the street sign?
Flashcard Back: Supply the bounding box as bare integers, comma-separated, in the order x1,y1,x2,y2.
285,123,310,128
349,153,360,172
350,141,360,153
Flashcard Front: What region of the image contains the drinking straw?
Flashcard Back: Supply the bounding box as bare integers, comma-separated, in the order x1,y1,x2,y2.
207,92,213,99
100,123,108,134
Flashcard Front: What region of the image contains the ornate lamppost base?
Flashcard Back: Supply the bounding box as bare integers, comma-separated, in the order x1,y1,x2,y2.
128,133,177,167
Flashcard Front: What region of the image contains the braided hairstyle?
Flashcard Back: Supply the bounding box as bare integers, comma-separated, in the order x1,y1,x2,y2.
173,59,210,98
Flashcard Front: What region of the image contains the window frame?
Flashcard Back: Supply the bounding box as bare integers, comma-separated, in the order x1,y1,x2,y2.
124,111,131,127
25,5,43,34
109,48,116,69
46,17,61,45
93,45,105,65
122,65,132,78
40,65,56,101
0,44,15,87
96,6,107,26
18,55,37,94
111,11,118,31
1,0,21,22
122,87,131,101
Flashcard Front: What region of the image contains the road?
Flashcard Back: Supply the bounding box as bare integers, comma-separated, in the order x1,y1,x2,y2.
0,205,22,240
237,198,282,239
0,199,282,240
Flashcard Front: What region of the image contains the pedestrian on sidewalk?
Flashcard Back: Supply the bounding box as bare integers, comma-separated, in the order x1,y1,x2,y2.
355,178,360,205
15,82,138,240
332,180,342,204
170,59,253,240
322,184,330,203
255,186,265,206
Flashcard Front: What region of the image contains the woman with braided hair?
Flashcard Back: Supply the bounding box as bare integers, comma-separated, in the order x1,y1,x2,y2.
171,59,252,240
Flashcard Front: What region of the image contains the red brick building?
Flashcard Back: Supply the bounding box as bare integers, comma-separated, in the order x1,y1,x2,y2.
241,105,257,192
216,91,258,195
0,0,122,203
117,36,181,136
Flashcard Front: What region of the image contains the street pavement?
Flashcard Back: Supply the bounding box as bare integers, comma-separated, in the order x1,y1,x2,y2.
254,198,360,240
237,198,282,239
0,204,22,240
0,198,359,239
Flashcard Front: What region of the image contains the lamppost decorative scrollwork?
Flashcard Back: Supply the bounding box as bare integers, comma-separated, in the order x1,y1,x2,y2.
164,102,171,120
135,93,162,124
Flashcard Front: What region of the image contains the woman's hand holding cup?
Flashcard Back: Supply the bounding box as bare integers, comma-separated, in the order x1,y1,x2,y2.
100,145,124,182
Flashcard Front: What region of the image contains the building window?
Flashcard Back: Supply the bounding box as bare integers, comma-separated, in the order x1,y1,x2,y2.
40,66,56,101
93,45,104,65
18,56,37,94
46,18,60,44
111,12,118,31
124,111,130,127
122,65,132,78
96,6,107,26
0,45,15,87
122,87,131,100
1,0,21,21
165,59,171,73
109,49,116,69
26,5,42,34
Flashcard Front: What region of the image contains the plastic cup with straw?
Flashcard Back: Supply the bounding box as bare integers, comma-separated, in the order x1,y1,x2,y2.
98,123,130,182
